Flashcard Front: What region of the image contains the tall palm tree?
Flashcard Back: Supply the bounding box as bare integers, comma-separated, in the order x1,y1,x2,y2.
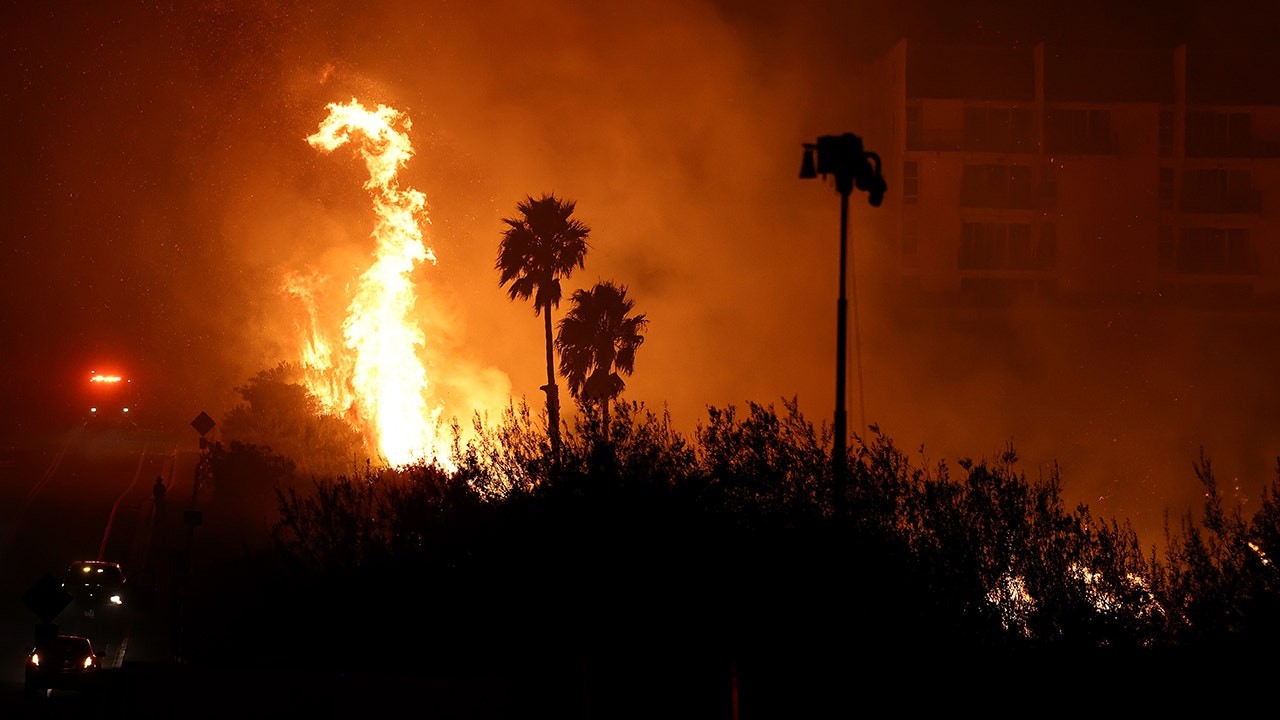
555,281,648,444
496,193,590,460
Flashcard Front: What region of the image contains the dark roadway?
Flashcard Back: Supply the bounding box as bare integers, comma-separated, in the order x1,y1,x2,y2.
0,419,756,719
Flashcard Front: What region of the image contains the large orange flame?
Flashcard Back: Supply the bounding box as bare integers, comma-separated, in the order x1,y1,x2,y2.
295,98,451,469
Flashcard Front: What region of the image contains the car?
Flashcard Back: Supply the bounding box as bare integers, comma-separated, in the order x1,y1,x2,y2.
63,560,128,614
64,560,127,604
24,633,101,699
60,560,131,667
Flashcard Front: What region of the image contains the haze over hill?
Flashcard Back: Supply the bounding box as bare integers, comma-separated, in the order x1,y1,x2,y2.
3,0,1279,552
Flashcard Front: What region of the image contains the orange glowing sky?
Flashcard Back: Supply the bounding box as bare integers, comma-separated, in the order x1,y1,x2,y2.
4,0,1280,549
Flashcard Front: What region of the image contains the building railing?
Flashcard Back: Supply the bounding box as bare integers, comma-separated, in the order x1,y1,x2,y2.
1186,139,1280,159
908,128,1037,154
907,128,964,152
1045,133,1119,156
1178,191,1262,214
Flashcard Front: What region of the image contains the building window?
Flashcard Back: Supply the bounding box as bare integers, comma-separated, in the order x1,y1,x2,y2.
1046,108,1117,154
960,164,1034,209
1007,223,1033,268
960,223,1002,269
906,103,922,148
963,107,1034,153
1186,111,1253,157
1158,225,1175,270
1159,110,1174,157
959,222,1052,270
1180,169,1259,213
1039,223,1057,269
1177,227,1254,275
903,161,919,204
1158,167,1175,210
1039,163,1057,207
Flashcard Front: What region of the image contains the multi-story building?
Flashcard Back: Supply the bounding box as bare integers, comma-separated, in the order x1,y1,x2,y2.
858,39,1280,310
831,41,1280,546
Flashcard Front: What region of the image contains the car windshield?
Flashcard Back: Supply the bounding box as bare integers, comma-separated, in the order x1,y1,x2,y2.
64,562,125,592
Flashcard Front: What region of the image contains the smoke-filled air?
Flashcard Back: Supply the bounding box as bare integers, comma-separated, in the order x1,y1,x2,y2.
4,0,1280,551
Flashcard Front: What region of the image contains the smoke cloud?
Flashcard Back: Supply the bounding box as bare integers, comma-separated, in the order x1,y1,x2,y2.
3,0,1277,550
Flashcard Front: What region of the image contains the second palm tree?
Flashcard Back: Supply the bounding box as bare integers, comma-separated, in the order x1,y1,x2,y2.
555,280,648,445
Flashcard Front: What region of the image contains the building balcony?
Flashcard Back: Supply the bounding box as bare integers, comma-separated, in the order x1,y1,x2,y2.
907,128,963,152
1178,192,1262,214
1186,140,1280,159
907,128,1037,154
1044,133,1119,156
1155,276,1257,308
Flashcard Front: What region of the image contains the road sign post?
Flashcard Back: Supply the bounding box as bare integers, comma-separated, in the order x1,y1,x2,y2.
191,411,215,438
174,411,216,663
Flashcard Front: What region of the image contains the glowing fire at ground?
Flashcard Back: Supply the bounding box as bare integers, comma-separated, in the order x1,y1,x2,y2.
291,98,450,469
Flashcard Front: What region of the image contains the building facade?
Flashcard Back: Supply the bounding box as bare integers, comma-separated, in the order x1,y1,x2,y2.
860,40,1280,310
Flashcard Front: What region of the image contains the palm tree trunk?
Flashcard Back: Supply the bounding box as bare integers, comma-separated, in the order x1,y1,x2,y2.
542,304,561,459
602,399,610,445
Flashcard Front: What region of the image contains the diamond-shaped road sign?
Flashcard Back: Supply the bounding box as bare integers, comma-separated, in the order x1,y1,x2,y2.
23,572,72,624
191,411,215,437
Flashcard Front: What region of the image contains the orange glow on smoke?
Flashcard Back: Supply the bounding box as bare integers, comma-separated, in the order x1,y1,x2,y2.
294,98,451,469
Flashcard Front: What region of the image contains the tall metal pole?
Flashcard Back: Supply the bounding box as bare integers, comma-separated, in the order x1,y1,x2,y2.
801,132,885,517
834,187,850,510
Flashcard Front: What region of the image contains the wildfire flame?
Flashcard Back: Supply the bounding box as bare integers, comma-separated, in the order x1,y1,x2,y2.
295,98,450,469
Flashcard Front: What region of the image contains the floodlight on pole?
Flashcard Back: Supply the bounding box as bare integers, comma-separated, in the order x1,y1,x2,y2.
799,132,886,515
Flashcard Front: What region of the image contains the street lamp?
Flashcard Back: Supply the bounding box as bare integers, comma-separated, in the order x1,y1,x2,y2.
800,132,886,514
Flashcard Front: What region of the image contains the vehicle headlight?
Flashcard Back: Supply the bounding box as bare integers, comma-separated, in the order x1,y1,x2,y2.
29,652,40,667
82,656,94,669
110,594,123,605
